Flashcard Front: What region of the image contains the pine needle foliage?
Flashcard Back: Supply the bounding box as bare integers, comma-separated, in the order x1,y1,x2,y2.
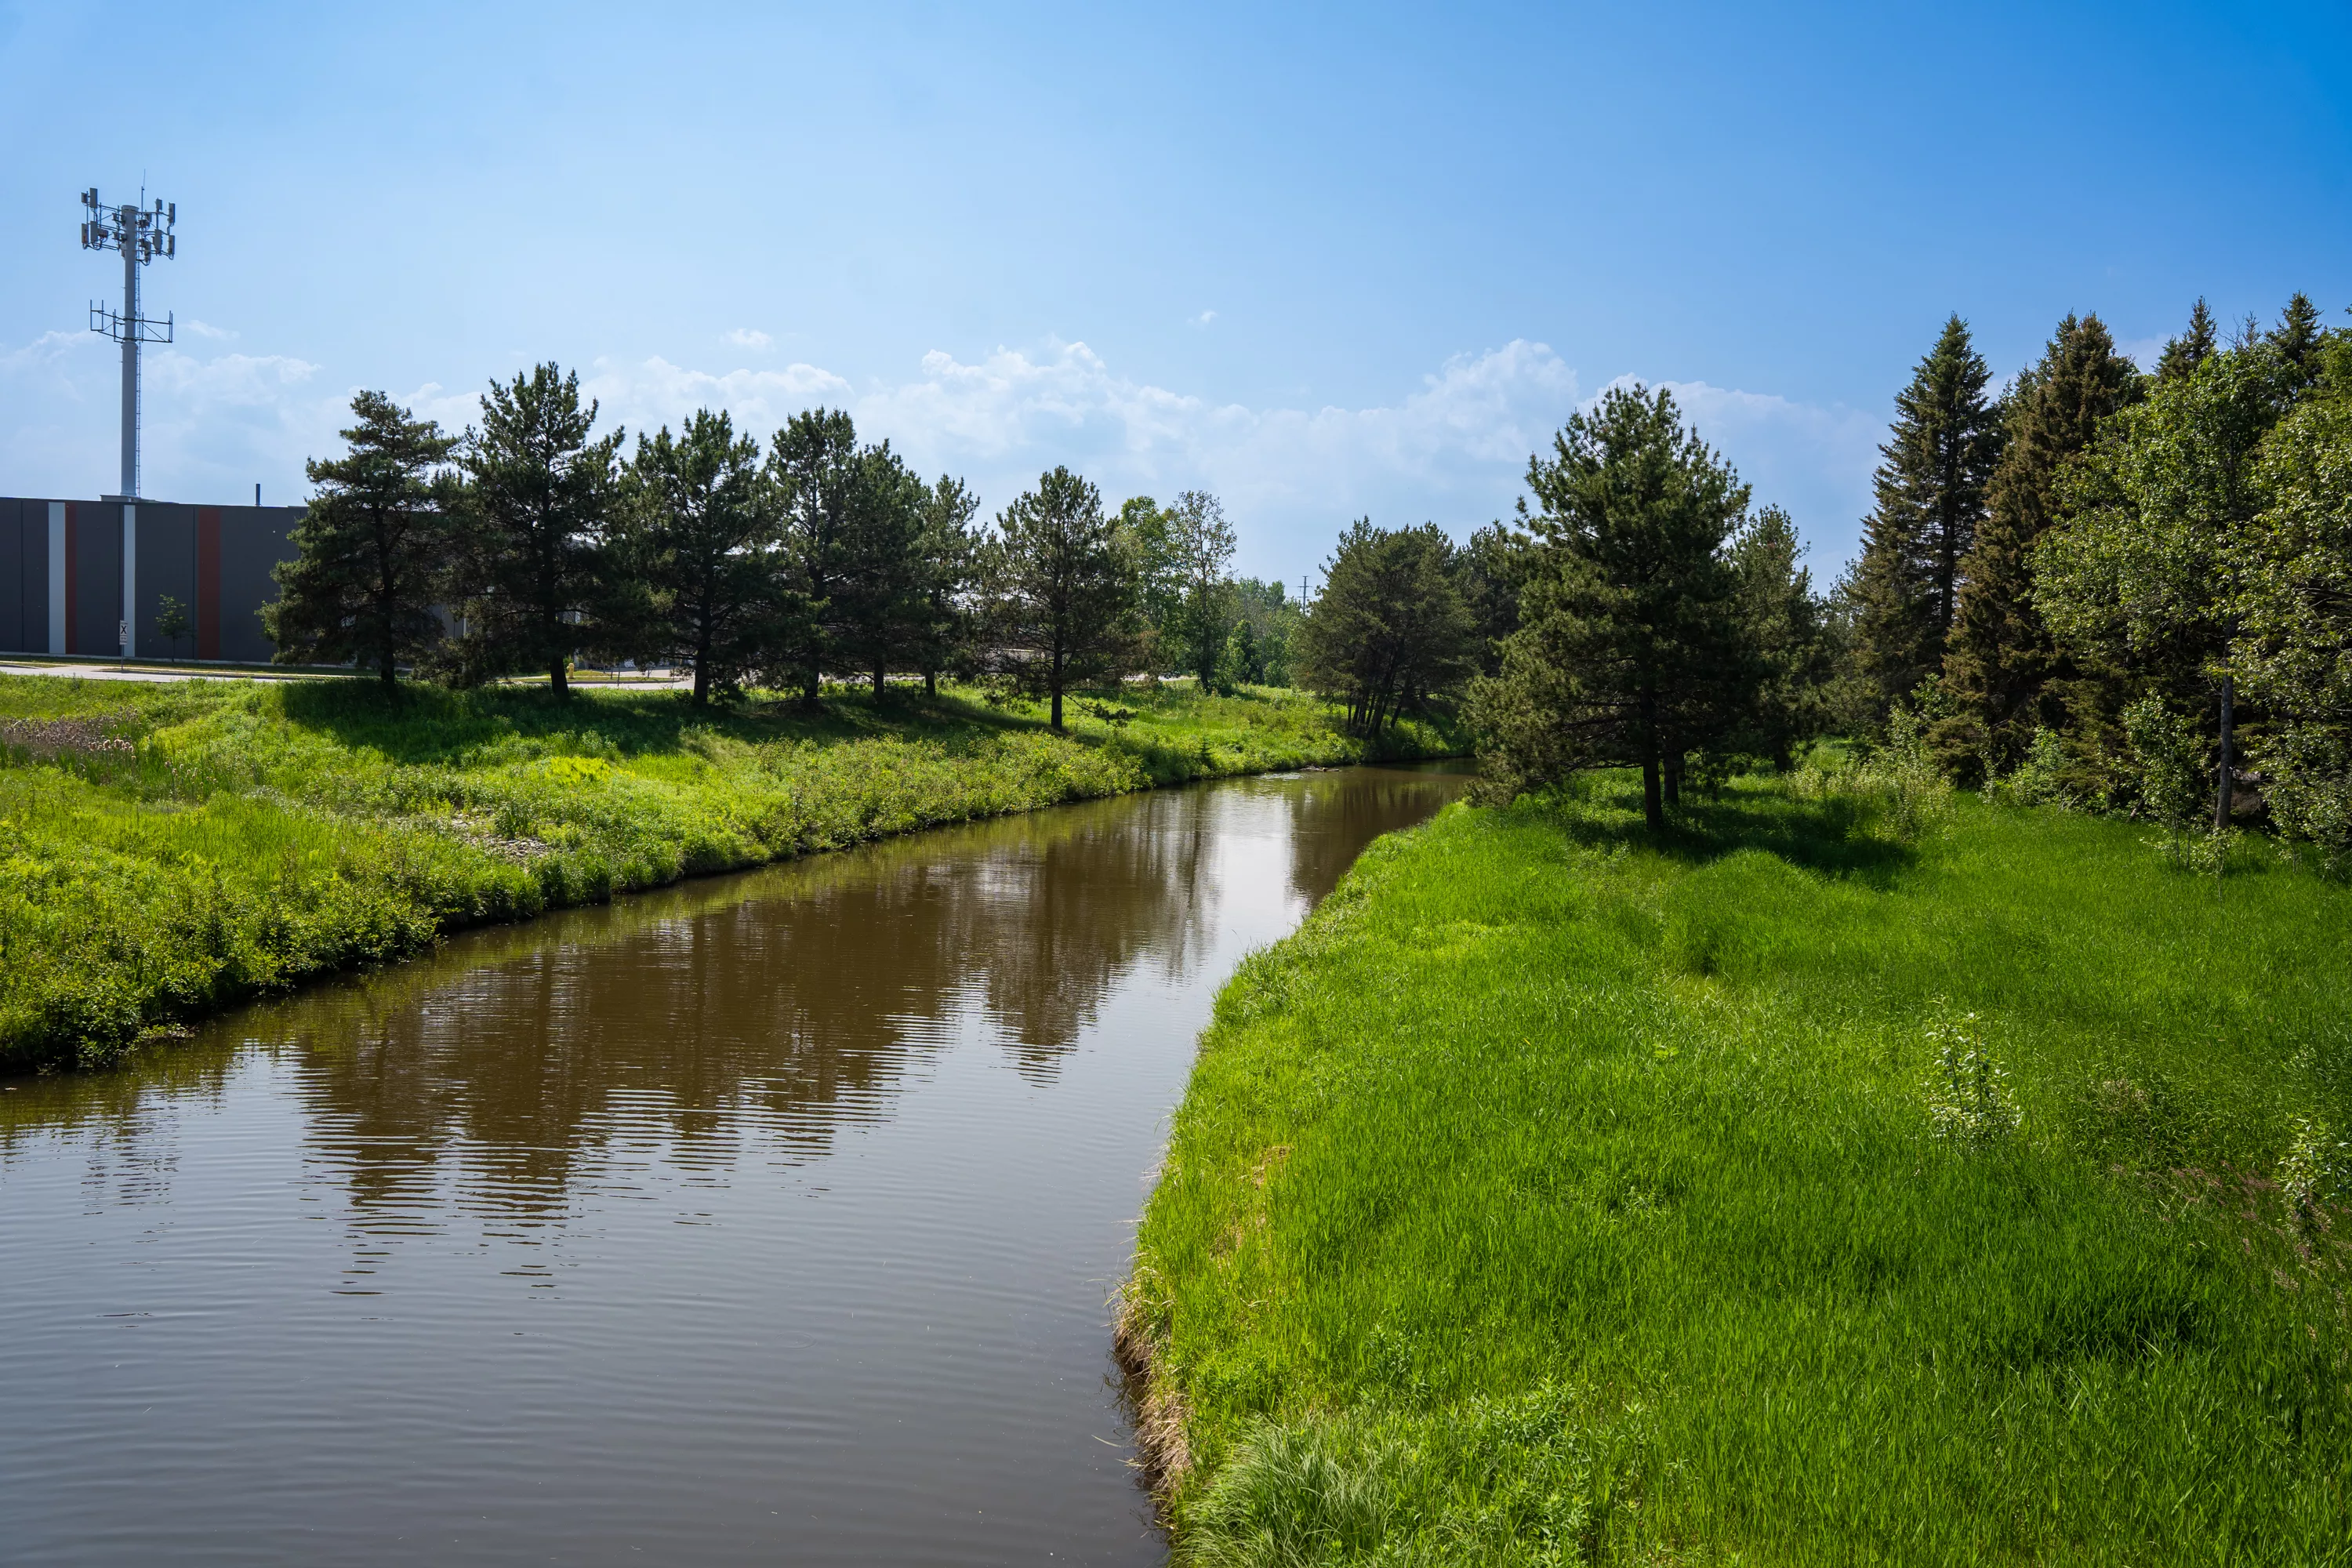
1468,384,1753,827
445,364,625,695
266,391,462,687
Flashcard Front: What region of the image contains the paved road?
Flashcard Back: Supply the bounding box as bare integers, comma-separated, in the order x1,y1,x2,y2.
0,662,694,689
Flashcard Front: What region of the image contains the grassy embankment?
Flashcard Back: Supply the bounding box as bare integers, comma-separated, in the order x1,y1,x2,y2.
1124,774,2352,1566
0,674,1453,1073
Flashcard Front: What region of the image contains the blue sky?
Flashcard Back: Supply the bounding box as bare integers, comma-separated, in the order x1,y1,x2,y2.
3,1,2347,586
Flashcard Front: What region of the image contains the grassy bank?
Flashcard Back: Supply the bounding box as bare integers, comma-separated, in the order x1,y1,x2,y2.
1125,776,2352,1565
0,674,1452,1073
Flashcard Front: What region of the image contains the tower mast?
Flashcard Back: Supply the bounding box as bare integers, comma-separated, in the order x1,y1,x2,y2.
82,188,177,499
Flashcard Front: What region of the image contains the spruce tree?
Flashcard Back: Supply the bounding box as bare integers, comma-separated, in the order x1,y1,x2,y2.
1730,505,1832,770
1840,315,2003,720
2267,291,2325,386
267,391,459,686
620,410,786,706
445,364,623,695
1944,314,2142,762
2155,298,2217,383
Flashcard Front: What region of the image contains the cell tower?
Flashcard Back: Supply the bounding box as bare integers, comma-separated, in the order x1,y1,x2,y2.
82,187,177,500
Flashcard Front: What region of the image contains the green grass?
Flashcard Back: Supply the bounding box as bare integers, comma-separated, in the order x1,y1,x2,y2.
0,673,1454,1072
1127,775,2352,1566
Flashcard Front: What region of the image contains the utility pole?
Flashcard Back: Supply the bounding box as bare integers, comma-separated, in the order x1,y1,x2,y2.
82,187,177,500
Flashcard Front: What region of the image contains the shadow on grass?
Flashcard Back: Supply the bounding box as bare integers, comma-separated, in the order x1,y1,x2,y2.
273,681,1055,764
1529,771,1918,884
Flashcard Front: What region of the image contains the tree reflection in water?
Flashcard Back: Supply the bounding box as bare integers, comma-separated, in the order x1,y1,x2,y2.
0,767,1465,1246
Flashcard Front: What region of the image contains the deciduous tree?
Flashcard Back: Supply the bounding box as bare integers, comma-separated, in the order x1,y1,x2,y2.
1167,489,1238,688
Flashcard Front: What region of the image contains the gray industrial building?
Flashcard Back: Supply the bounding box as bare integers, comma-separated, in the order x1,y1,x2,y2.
0,496,302,663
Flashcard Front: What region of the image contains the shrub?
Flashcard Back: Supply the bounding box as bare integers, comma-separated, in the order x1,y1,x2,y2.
1923,1002,2020,1148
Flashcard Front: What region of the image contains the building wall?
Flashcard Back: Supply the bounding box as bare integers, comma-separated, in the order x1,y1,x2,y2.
0,495,304,662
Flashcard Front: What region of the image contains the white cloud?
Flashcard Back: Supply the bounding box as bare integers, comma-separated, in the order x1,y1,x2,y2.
181,318,237,341
1633,378,1882,568
1191,309,1218,328
0,330,1884,577
724,327,773,350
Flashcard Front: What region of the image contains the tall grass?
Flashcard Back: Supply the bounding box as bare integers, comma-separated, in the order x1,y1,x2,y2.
1127,774,2352,1566
0,674,1454,1071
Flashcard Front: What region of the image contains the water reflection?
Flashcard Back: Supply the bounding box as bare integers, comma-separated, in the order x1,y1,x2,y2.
0,764,1465,1568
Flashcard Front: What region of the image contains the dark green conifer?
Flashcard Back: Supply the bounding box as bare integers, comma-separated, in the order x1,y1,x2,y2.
1944,314,2142,763
2155,298,2217,383
1839,315,2003,720
445,364,623,695
267,391,460,685
2267,291,2325,385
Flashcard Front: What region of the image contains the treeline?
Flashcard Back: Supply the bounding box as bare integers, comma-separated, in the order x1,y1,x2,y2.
1414,293,2352,866
266,368,1305,724
1838,296,2350,867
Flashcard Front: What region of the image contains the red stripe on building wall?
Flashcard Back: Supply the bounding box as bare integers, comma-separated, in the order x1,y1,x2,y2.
62,502,76,652
197,508,222,660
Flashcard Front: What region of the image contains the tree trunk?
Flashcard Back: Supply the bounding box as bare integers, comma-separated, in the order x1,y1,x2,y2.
551,660,568,699
692,646,710,706
924,670,937,698
2214,670,2235,833
873,659,886,700
1639,688,1664,830
379,655,397,689
1664,749,1682,807
1050,680,1064,731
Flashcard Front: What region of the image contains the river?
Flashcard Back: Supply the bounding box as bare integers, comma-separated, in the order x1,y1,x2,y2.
0,764,1467,1566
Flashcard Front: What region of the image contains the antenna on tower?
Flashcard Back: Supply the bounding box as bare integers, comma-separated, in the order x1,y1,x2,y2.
82,186,178,500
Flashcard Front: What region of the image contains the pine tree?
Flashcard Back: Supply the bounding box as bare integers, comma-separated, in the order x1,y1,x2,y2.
982,466,1138,729
835,441,930,699
768,408,862,708
1943,314,2142,763
445,364,623,695
1841,315,2003,720
2155,298,2217,383
1457,522,1531,676
620,410,786,706
909,475,981,695
267,391,459,685
1465,385,1753,828
1294,521,1476,739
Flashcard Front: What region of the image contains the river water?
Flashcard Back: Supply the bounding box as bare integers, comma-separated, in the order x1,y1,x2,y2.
0,764,1465,1566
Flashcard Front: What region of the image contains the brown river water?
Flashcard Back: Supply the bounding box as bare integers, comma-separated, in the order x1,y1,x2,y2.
0,764,1467,1566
